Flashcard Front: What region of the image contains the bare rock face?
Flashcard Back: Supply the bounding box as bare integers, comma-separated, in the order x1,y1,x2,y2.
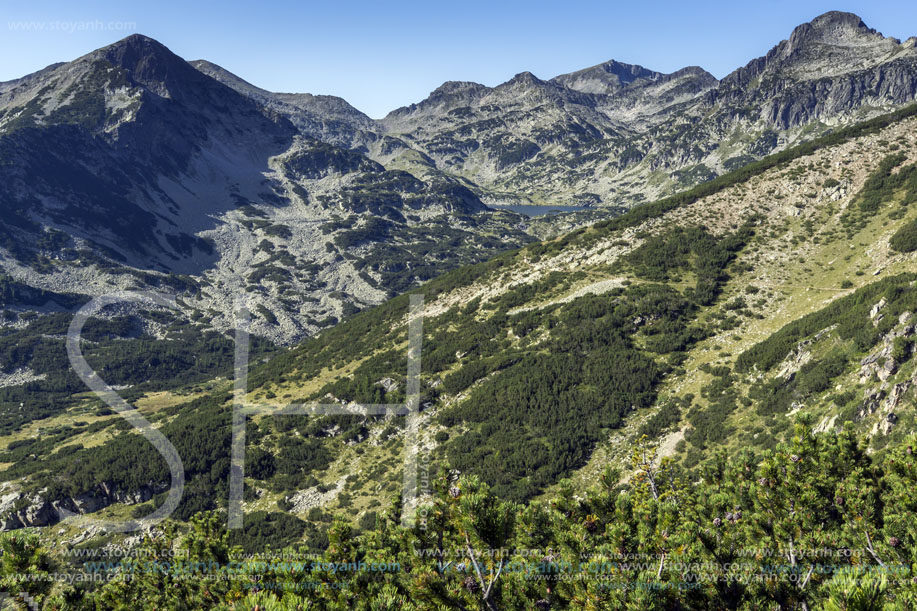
0,34,533,346
360,11,917,208
0,483,161,530
879,359,898,381
859,310,914,383
870,298,888,325
718,11,917,129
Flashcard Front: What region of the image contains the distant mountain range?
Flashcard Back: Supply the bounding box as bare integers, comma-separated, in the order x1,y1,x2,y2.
2,10,917,571
0,10,916,348
0,35,530,345
201,11,917,208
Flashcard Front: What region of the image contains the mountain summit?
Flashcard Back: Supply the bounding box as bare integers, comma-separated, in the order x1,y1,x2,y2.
551,59,689,95
97,34,200,93
361,11,917,207
790,10,879,45
1,11,917,345
0,33,529,344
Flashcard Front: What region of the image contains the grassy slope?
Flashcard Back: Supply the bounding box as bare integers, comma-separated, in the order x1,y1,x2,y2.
240,107,917,516
3,105,917,536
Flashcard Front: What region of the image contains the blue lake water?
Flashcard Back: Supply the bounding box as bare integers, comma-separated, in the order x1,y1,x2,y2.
487,204,584,217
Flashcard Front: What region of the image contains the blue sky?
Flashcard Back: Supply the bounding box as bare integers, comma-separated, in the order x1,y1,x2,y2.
1,1,916,118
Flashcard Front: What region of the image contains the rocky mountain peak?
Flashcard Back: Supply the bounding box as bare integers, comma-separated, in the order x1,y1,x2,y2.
813,10,869,28
551,59,661,94
430,80,489,96
671,65,716,80
720,11,914,91
786,11,881,50
422,80,490,107
382,81,490,124
597,60,659,81
499,71,558,95
98,34,182,75
93,33,210,98
507,70,541,84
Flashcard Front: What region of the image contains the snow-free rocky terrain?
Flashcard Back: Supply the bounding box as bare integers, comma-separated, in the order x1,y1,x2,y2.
2,11,917,531
0,35,531,345
2,11,917,349
3,75,917,533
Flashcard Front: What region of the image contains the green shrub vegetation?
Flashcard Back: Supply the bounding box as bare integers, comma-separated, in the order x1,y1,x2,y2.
439,281,715,501
890,217,917,253
0,312,273,434
3,424,917,610
736,274,917,373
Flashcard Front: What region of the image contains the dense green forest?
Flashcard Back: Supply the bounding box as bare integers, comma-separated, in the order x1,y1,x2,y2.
2,424,916,610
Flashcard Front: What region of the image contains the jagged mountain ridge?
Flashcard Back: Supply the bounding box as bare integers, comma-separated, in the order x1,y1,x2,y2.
191,13,917,209
368,11,917,206
2,10,905,312
190,59,377,149
0,34,531,345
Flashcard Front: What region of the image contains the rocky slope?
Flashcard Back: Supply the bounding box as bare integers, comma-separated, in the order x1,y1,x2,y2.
4,101,916,530
0,35,531,346
371,11,917,207
190,59,378,150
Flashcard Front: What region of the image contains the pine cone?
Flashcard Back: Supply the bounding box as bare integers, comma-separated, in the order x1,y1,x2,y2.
713,517,722,527
535,600,551,610
889,537,901,548
463,575,481,593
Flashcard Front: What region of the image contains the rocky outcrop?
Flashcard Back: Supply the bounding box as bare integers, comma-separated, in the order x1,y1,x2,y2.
859,311,914,383
854,309,916,435
0,483,161,530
